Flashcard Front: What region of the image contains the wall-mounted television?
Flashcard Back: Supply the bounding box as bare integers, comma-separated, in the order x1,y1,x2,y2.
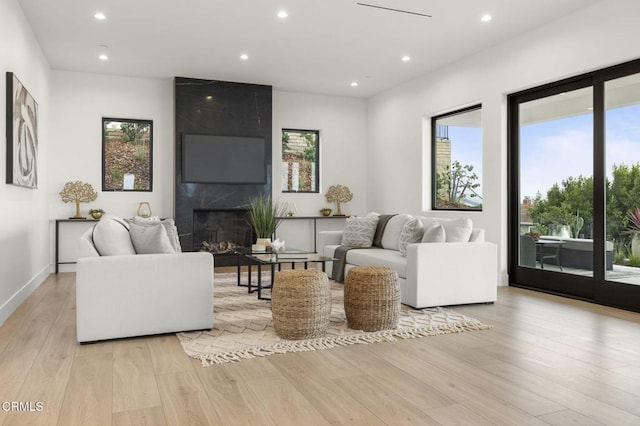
182,134,266,184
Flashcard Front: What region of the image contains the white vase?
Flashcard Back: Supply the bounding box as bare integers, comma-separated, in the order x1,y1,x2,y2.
256,238,271,249
632,233,640,257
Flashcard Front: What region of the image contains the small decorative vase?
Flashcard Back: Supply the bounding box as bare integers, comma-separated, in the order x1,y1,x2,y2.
137,202,152,218
287,202,297,217
320,209,332,217
632,233,640,257
90,212,103,220
256,238,271,249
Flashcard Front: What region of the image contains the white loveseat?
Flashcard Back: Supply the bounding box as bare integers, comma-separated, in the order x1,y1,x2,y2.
320,215,497,309
76,216,214,342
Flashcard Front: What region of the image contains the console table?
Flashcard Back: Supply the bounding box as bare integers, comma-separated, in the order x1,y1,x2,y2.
274,215,348,253
55,218,98,273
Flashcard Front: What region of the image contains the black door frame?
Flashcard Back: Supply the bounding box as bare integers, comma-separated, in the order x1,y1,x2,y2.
508,58,640,313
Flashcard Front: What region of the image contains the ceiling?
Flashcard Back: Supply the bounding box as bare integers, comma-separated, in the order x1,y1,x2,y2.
18,0,601,98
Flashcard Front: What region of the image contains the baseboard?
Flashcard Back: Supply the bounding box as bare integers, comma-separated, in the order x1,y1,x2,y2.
0,265,50,326
499,273,509,286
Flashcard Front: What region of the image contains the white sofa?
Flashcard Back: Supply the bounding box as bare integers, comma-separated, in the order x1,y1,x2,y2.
320,215,497,309
76,217,214,342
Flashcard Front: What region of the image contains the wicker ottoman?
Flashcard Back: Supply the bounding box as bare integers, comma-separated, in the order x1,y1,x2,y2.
344,266,400,332
271,269,331,340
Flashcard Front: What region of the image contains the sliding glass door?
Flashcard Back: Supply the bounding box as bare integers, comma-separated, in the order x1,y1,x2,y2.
510,59,640,312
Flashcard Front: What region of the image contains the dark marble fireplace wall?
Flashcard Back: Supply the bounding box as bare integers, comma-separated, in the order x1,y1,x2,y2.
174,77,273,251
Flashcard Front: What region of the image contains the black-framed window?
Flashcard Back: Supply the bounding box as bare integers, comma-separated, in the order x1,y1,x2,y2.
431,104,482,210
281,128,319,193
102,117,153,191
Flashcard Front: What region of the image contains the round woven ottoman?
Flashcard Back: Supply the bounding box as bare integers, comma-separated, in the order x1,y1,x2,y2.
344,266,400,332
271,269,331,340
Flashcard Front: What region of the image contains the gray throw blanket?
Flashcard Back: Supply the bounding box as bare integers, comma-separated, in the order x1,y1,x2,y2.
372,214,396,248
330,214,397,283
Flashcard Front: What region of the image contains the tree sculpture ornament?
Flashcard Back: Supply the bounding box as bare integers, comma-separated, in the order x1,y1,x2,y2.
325,184,353,216
59,181,98,219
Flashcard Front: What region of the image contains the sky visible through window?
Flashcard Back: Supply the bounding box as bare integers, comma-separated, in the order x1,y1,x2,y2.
520,103,640,200
448,126,483,199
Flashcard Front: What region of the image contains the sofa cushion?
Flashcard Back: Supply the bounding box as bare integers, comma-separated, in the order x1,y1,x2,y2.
415,216,440,230
341,216,378,247
345,248,407,279
399,218,424,257
381,214,412,251
129,222,177,254
128,216,182,253
91,216,136,256
422,224,446,243
441,217,473,242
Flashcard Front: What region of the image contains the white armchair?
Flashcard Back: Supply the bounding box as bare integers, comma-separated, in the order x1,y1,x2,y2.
76,227,214,342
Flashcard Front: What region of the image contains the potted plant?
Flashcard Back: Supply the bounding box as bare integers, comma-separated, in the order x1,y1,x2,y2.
89,208,105,220
622,207,640,256
247,195,287,248
320,207,332,217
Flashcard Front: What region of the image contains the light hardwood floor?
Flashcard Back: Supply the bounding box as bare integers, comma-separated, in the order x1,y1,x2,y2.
1,271,640,425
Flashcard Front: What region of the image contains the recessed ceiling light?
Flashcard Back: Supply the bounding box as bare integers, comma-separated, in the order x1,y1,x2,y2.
94,12,106,20
402,55,411,62
240,54,249,60
99,54,108,61
205,95,213,100
481,14,492,22
277,10,288,18
351,81,358,87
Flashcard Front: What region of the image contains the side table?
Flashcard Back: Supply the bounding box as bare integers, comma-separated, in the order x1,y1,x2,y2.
55,218,98,273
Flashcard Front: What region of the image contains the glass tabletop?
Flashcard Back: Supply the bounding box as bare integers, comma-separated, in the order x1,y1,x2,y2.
245,252,337,265
233,246,311,256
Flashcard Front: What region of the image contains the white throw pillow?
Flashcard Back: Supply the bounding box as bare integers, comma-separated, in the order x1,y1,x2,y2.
91,216,136,256
127,216,182,253
442,217,473,242
131,215,161,225
415,216,440,230
399,218,424,257
422,224,446,243
128,222,176,254
160,218,182,253
341,216,379,247
381,214,412,251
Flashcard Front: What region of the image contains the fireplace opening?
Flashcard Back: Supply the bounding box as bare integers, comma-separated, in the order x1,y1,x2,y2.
192,209,253,255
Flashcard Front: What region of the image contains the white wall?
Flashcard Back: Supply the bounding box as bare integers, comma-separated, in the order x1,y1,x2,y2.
367,0,640,285
47,80,367,258
49,72,174,221
48,82,368,221
273,90,368,216
272,90,368,250
0,0,51,324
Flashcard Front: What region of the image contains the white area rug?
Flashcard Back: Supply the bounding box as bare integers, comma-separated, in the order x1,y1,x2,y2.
178,272,491,366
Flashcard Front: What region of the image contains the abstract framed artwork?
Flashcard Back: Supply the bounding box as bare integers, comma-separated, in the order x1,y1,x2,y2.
6,72,39,188
102,117,153,191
